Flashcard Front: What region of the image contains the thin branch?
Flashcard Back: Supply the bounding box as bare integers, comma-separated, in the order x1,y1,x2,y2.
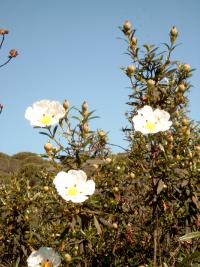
0,35,5,49
107,142,129,152
0,57,12,68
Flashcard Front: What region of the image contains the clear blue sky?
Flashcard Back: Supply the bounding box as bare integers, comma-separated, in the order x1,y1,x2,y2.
0,0,200,155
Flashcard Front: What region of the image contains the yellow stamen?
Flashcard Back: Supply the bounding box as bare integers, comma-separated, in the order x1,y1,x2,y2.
41,114,52,125
41,261,52,267
67,186,78,196
145,121,156,132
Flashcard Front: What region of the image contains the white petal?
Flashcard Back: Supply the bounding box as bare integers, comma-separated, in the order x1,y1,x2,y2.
137,105,154,116
83,180,95,195
68,170,87,182
53,171,76,189
27,250,44,267
70,194,88,203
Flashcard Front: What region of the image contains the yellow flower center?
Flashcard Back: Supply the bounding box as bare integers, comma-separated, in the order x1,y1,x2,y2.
41,261,52,267
67,186,78,197
41,114,52,125
145,121,156,132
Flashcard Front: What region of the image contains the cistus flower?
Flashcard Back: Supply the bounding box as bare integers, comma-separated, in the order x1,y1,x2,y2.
25,100,66,127
132,105,172,134
27,247,61,267
53,170,95,203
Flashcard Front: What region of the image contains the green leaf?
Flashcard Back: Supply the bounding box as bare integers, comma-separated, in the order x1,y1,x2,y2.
39,132,51,138
53,125,58,137
15,257,20,267
72,115,80,121
94,216,102,235
178,251,200,267
179,231,200,242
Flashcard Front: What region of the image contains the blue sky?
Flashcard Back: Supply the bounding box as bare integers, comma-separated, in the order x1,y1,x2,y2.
0,0,200,155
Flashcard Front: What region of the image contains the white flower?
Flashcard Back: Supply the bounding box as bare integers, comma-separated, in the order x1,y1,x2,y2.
132,105,172,134
53,170,95,203
25,100,66,127
27,247,61,267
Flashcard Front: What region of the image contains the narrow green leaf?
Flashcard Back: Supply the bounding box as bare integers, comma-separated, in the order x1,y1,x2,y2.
53,125,58,137
179,231,200,241
39,132,51,138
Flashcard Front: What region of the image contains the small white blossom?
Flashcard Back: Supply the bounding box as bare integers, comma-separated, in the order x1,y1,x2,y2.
25,100,66,127
27,247,61,267
132,105,172,134
53,170,95,203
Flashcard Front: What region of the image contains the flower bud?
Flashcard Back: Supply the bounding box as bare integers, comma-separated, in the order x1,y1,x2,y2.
83,123,90,134
147,79,155,88
9,49,18,58
130,172,135,179
182,117,189,126
64,253,72,263
112,222,118,229
166,134,173,142
167,143,173,150
170,26,178,43
123,20,132,32
131,37,137,46
44,186,49,191
175,155,181,161
98,130,106,139
181,126,188,134
113,187,119,192
182,64,190,73
178,84,186,92
44,141,53,152
0,29,9,35
82,101,88,118
92,164,98,169
63,99,69,110
195,145,200,153
126,65,135,77
82,100,88,111
185,129,190,137
105,157,112,164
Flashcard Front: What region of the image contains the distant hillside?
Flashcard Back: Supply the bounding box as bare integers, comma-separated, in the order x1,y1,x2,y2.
0,152,53,180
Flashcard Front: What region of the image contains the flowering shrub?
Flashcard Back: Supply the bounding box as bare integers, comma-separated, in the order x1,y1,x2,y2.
0,22,200,267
